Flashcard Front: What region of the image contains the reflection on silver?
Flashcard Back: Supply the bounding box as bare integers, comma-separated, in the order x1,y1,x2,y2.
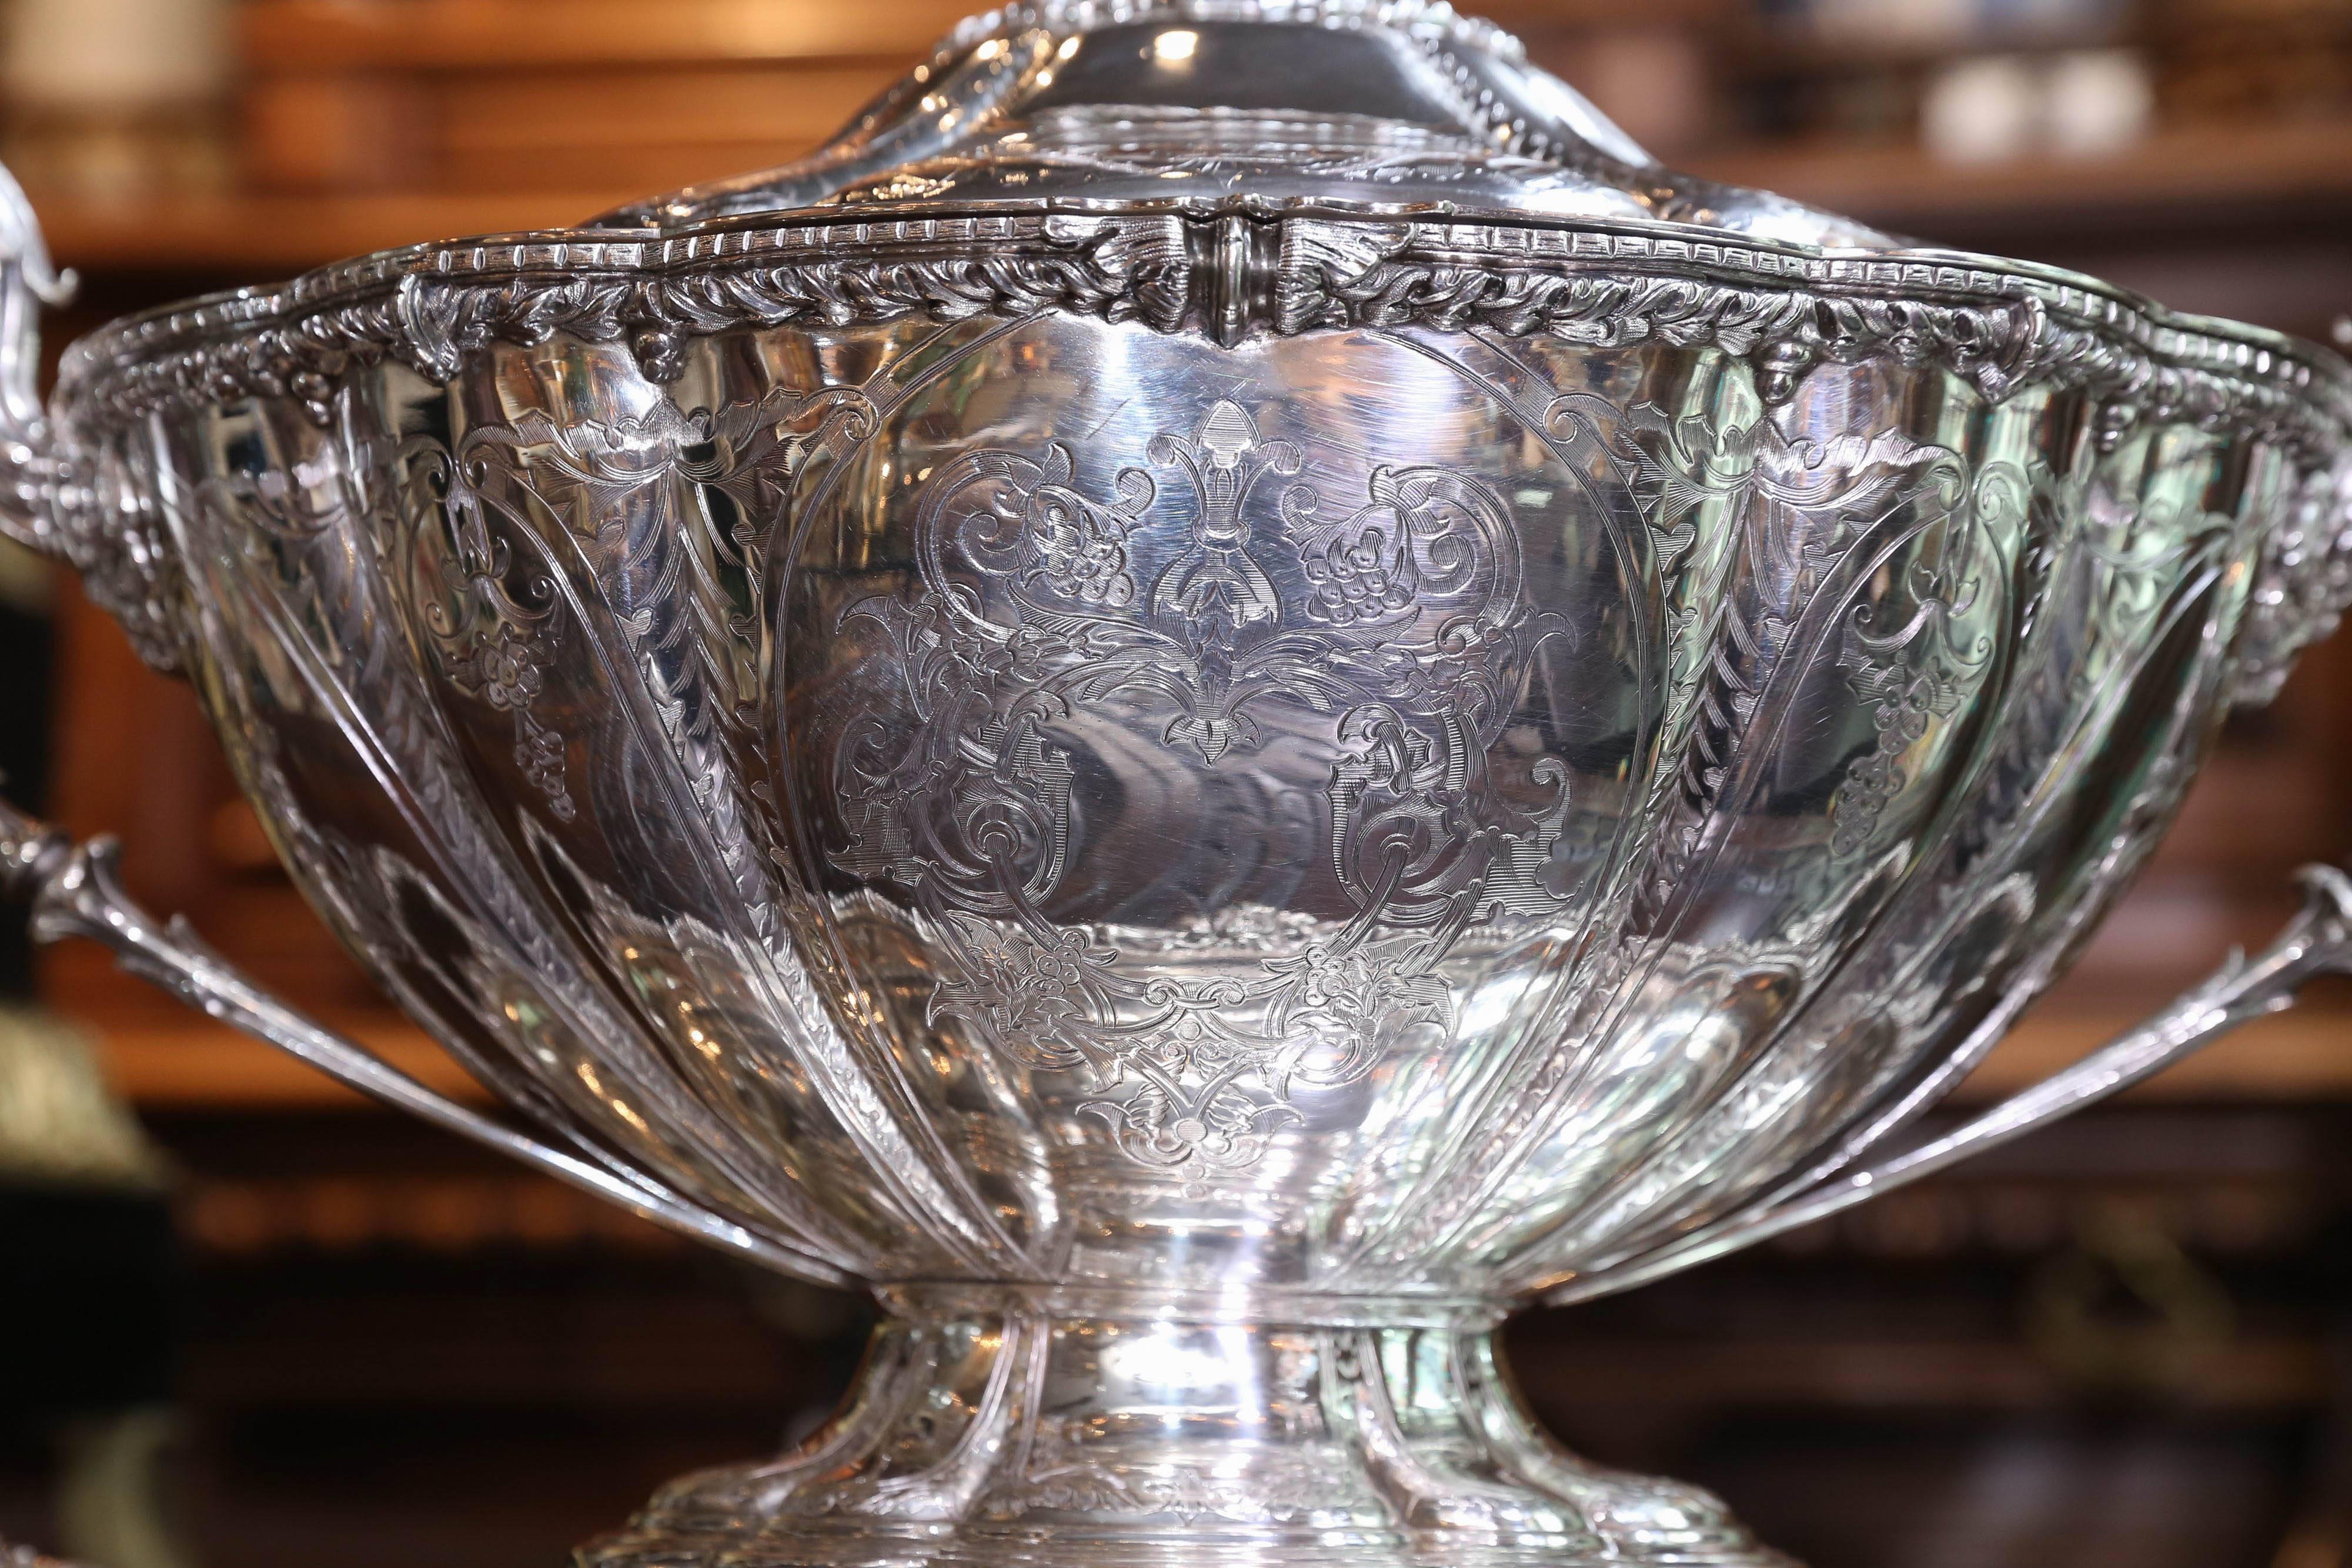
837,396,1572,1176
0,3,2349,1564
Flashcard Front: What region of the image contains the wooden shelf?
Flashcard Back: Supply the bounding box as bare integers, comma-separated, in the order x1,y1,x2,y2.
1532,1336,2330,1413
34,189,633,274
240,0,975,71
1692,118,2352,232
234,0,1746,71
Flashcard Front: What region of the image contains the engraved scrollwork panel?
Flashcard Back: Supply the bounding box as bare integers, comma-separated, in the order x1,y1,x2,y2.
796,324,1623,1182
1341,356,2027,1282
1484,409,2252,1289
379,355,1031,1271
151,387,874,1272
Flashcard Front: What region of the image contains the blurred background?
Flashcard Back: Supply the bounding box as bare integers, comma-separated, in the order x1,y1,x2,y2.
0,1,2347,1565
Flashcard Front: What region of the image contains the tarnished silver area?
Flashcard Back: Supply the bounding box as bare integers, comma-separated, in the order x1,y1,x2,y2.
1,3,2351,1564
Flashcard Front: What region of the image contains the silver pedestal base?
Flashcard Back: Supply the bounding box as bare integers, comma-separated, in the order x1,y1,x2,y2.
578,1289,1795,1568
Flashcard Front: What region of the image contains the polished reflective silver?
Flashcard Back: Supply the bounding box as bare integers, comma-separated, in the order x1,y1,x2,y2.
3,4,2352,1564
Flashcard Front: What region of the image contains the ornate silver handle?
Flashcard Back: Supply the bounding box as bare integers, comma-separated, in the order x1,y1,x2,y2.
1544,863,2352,1306
0,791,853,1285
0,162,75,566
0,173,841,1281
0,170,848,1286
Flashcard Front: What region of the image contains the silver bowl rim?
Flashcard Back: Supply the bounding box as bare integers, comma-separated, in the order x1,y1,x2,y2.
50,198,2352,432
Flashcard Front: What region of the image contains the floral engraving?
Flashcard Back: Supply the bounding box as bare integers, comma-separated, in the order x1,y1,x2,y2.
983,1449,1379,1527
399,389,876,830
835,401,1571,1175
399,436,580,821
1826,461,2013,857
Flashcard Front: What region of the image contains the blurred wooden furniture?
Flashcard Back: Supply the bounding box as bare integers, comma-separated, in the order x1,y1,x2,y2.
235,0,974,196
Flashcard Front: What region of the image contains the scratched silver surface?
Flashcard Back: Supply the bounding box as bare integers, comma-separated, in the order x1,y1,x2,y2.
2,4,2350,1565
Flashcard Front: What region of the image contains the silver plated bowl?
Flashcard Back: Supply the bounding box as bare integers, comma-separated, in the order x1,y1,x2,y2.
2,4,2351,1565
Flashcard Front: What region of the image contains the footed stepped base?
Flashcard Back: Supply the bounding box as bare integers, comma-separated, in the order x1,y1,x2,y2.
578,1287,1796,1568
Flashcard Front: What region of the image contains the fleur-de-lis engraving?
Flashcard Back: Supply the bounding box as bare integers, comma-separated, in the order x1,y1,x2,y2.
1147,400,1297,637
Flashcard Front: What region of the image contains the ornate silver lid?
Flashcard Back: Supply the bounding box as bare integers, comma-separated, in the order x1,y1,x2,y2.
52,0,2347,421
602,0,1894,251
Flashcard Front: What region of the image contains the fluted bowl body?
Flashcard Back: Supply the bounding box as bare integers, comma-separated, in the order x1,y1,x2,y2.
52,199,2352,1306
22,10,2352,1564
